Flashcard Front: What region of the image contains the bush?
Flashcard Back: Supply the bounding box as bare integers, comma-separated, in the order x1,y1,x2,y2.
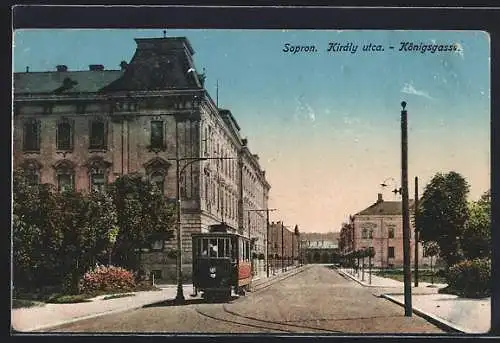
445,258,491,298
46,294,91,304
80,265,136,294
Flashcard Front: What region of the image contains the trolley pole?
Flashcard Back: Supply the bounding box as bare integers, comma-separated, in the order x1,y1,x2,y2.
401,101,412,316
414,176,419,287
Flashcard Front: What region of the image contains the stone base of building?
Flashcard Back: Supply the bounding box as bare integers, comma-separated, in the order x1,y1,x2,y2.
140,251,193,284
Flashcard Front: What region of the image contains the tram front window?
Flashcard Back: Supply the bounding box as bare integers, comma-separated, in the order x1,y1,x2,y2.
198,237,231,258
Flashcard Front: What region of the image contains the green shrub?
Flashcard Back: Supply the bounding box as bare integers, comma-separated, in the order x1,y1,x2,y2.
103,293,135,300
46,294,91,304
446,258,491,298
80,265,136,294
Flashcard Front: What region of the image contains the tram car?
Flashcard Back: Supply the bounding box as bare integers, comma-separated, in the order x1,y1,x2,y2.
191,224,252,299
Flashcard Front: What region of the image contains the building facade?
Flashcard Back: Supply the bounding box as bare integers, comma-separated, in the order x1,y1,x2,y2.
13,36,271,281
352,193,430,268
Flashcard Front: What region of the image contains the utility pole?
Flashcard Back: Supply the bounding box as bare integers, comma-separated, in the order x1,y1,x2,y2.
401,101,412,316
247,208,276,278
414,176,419,287
174,120,185,304
281,221,285,272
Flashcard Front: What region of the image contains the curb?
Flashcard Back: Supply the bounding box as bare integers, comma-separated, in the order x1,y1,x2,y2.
381,294,475,334
14,289,188,333
250,265,308,291
337,268,396,288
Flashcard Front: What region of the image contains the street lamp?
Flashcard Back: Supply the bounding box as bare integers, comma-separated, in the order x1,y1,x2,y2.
168,150,235,304
401,101,412,317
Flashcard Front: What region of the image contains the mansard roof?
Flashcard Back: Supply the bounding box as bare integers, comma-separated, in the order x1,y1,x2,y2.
13,37,202,95
100,37,202,92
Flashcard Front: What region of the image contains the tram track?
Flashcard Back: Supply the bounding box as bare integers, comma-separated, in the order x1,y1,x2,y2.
193,265,341,334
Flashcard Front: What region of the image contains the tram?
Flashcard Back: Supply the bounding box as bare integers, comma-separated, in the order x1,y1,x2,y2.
191,224,252,300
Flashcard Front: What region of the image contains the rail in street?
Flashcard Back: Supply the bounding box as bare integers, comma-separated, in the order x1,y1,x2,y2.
43,265,445,334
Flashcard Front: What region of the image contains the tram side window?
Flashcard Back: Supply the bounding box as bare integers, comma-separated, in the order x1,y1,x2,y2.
200,239,209,257
245,241,250,262
209,239,218,257
218,239,226,257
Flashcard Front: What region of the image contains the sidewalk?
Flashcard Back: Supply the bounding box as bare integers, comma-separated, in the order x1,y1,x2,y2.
12,265,306,333
337,267,491,334
12,285,193,333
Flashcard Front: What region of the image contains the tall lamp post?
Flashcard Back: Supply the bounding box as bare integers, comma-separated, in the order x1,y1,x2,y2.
169,150,235,304
401,101,412,316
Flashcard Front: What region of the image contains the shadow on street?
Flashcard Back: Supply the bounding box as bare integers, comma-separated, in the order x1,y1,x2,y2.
142,296,240,308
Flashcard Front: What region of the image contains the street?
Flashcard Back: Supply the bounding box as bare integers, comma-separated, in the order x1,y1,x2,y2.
43,265,444,334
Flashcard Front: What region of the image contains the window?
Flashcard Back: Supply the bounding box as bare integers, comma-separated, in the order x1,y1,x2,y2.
362,228,368,239
369,229,373,239
23,119,40,152
89,120,107,149
203,127,208,156
150,171,165,195
56,119,73,151
388,227,395,239
90,172,106,192
388,246,395,258
150,121,164,149
86,156,111,193
25,169,40,186
58,173,74,192
151,240,163,251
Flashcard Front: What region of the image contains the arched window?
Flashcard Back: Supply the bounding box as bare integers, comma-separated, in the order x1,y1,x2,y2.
53,160,75,192
22,159,42,186
85,156,112,193
150,170,165,195
144,157,171,198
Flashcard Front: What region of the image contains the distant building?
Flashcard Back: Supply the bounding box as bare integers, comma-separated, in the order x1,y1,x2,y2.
13,36,271,282
352,193,430,268
299,232,340,264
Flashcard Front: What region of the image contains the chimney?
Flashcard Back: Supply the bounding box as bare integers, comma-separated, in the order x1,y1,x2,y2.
89,64,104,71
26,66,29,73
377,193,383,202
56,65,68,72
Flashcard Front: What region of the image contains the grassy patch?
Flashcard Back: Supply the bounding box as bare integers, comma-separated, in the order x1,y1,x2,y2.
12,299,45,309
103,293,135,300
46,294,92,304
374,269,447,284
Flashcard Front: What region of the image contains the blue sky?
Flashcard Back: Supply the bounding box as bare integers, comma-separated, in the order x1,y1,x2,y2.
12,29,491,232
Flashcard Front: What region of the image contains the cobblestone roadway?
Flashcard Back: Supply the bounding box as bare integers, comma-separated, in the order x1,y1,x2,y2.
45,265,444,334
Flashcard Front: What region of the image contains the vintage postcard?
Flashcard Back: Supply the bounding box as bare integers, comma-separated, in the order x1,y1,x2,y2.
11,28,490,334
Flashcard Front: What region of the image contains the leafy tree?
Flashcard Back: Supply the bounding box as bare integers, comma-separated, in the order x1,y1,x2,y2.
423,241,440,284
109,173,176,271
12,169,61,291
417,172,469,269
462,190,491,259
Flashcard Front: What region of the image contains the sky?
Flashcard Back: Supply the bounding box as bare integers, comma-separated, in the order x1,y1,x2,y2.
12,29,491,233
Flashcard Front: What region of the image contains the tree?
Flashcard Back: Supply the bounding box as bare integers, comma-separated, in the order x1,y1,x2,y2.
109,173,176,271
462,190,491,259
423,241,440,284
416,172,469,269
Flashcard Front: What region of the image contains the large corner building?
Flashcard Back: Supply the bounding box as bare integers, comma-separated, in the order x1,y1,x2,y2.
13,37,271,282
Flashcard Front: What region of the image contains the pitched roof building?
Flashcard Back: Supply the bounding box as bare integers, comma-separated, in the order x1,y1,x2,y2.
352,193,429,268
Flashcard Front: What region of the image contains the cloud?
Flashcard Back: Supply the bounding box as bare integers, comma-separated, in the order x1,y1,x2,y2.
454,42,465,59
294,97,316,122
401,82,433,100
